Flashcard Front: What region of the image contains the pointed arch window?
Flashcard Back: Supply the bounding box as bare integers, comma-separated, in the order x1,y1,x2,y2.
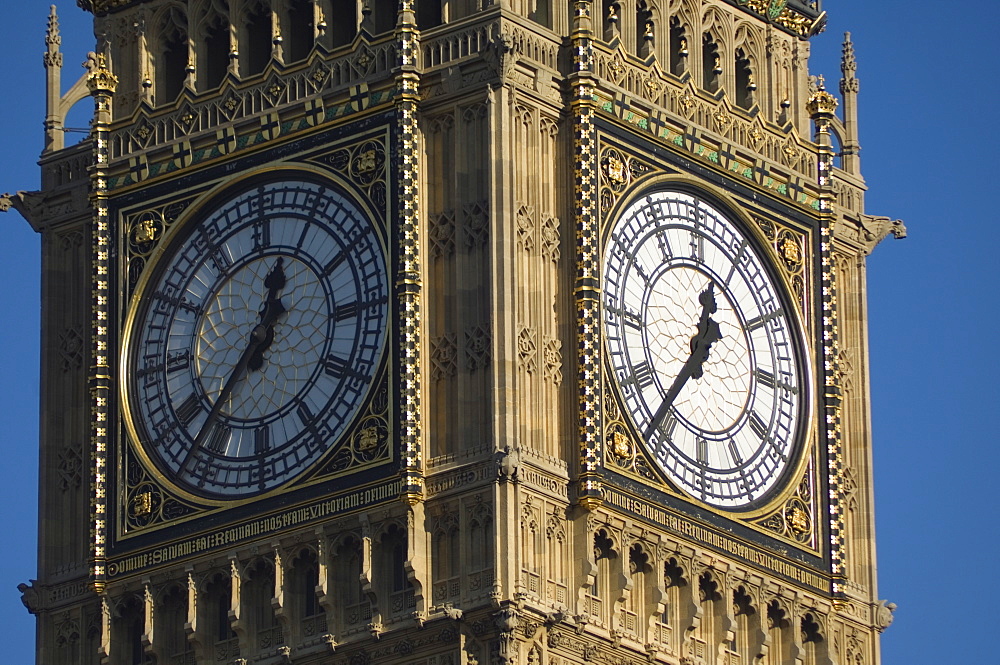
702,33,721,93
286,0,315,62
669,18,687,76
602,0,620,41
332,536,368,634
588,530,617,627
329,0,357,47
730,586,758,664
109,595,144,665
417,0,443,30
660,558,687,652
635,0,652,58
432,518,461,604
624,545,654,640
290,548,325,640
763,601,791,665
372,0,396,35
155,11,188,105
244,2,272,77
380,524,414,618
801,613,828,665
157,584,193,663
735,48,755,110
200,12,230,91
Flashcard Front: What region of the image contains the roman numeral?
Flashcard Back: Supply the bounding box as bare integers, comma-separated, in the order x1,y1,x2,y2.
655,228,672,260
696,437,708,465
728,440,744,465
749,411,768,440
630,361,655,390
746,308,784,331
254,426,270,454
755,368,775,389
755,368,798,395
606,304,642,330
323,354,351,379
208,246,231,272
175,393,201,428
205,422,231,453
166,350,190,374
723,239,749,286
252,219,271,251
335,301,359,321
662,412,678,441
296,400,314,425
323,251,347,276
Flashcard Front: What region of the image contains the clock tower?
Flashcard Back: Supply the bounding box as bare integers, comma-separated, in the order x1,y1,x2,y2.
10,0,902,664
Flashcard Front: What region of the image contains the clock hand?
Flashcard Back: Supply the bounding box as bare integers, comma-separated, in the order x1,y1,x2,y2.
189,259,288,455
643,283,723,440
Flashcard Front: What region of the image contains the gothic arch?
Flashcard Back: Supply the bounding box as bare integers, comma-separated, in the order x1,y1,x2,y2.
108,592,145,665
192,0,231,91
237,0,274,77
150,2,189,104
734,21,763,110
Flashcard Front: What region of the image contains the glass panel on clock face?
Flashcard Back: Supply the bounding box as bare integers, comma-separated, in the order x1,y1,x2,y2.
603,190,807,509
126,178,389,499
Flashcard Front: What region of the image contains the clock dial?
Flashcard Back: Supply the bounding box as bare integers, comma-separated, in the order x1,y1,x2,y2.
604,189,807,509
125,177,389,499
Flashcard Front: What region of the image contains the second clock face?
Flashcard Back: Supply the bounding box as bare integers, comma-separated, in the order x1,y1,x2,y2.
603,189,808,509
125,177,389,499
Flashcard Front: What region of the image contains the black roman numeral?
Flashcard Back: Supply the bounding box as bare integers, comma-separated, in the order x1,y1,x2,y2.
296,400,315,425
252,219,271,251
746,308,784,331
728,440,744,465
755,368,775,389
254,426,270,454
696,437,708,465
749,411,768,440
323,251,347,276
323,354,351,379
335,301,359,321
175,393,201,428
631,361,654,390
166,350,191,374
206,422,231,453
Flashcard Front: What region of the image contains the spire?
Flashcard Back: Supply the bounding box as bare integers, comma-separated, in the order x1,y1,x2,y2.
839,32,861,174
840,31,858,96
44,5,65,152
44,5,63,69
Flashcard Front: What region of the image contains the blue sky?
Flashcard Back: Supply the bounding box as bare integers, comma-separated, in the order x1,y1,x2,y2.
1,1,995,663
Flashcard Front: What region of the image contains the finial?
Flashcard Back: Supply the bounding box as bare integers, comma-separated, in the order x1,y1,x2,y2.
841,31,858,95
317,8,327,36
44,5,63,69
46,6,61,47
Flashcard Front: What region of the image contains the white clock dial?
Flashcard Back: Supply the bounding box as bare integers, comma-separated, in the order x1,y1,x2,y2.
124,177,389,499
603,189,807,509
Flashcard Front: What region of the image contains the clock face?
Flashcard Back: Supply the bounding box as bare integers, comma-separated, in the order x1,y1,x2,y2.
603,189,808,509
124,177,389,499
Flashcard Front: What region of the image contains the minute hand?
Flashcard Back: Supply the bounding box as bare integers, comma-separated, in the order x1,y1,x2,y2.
644,284,723,440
